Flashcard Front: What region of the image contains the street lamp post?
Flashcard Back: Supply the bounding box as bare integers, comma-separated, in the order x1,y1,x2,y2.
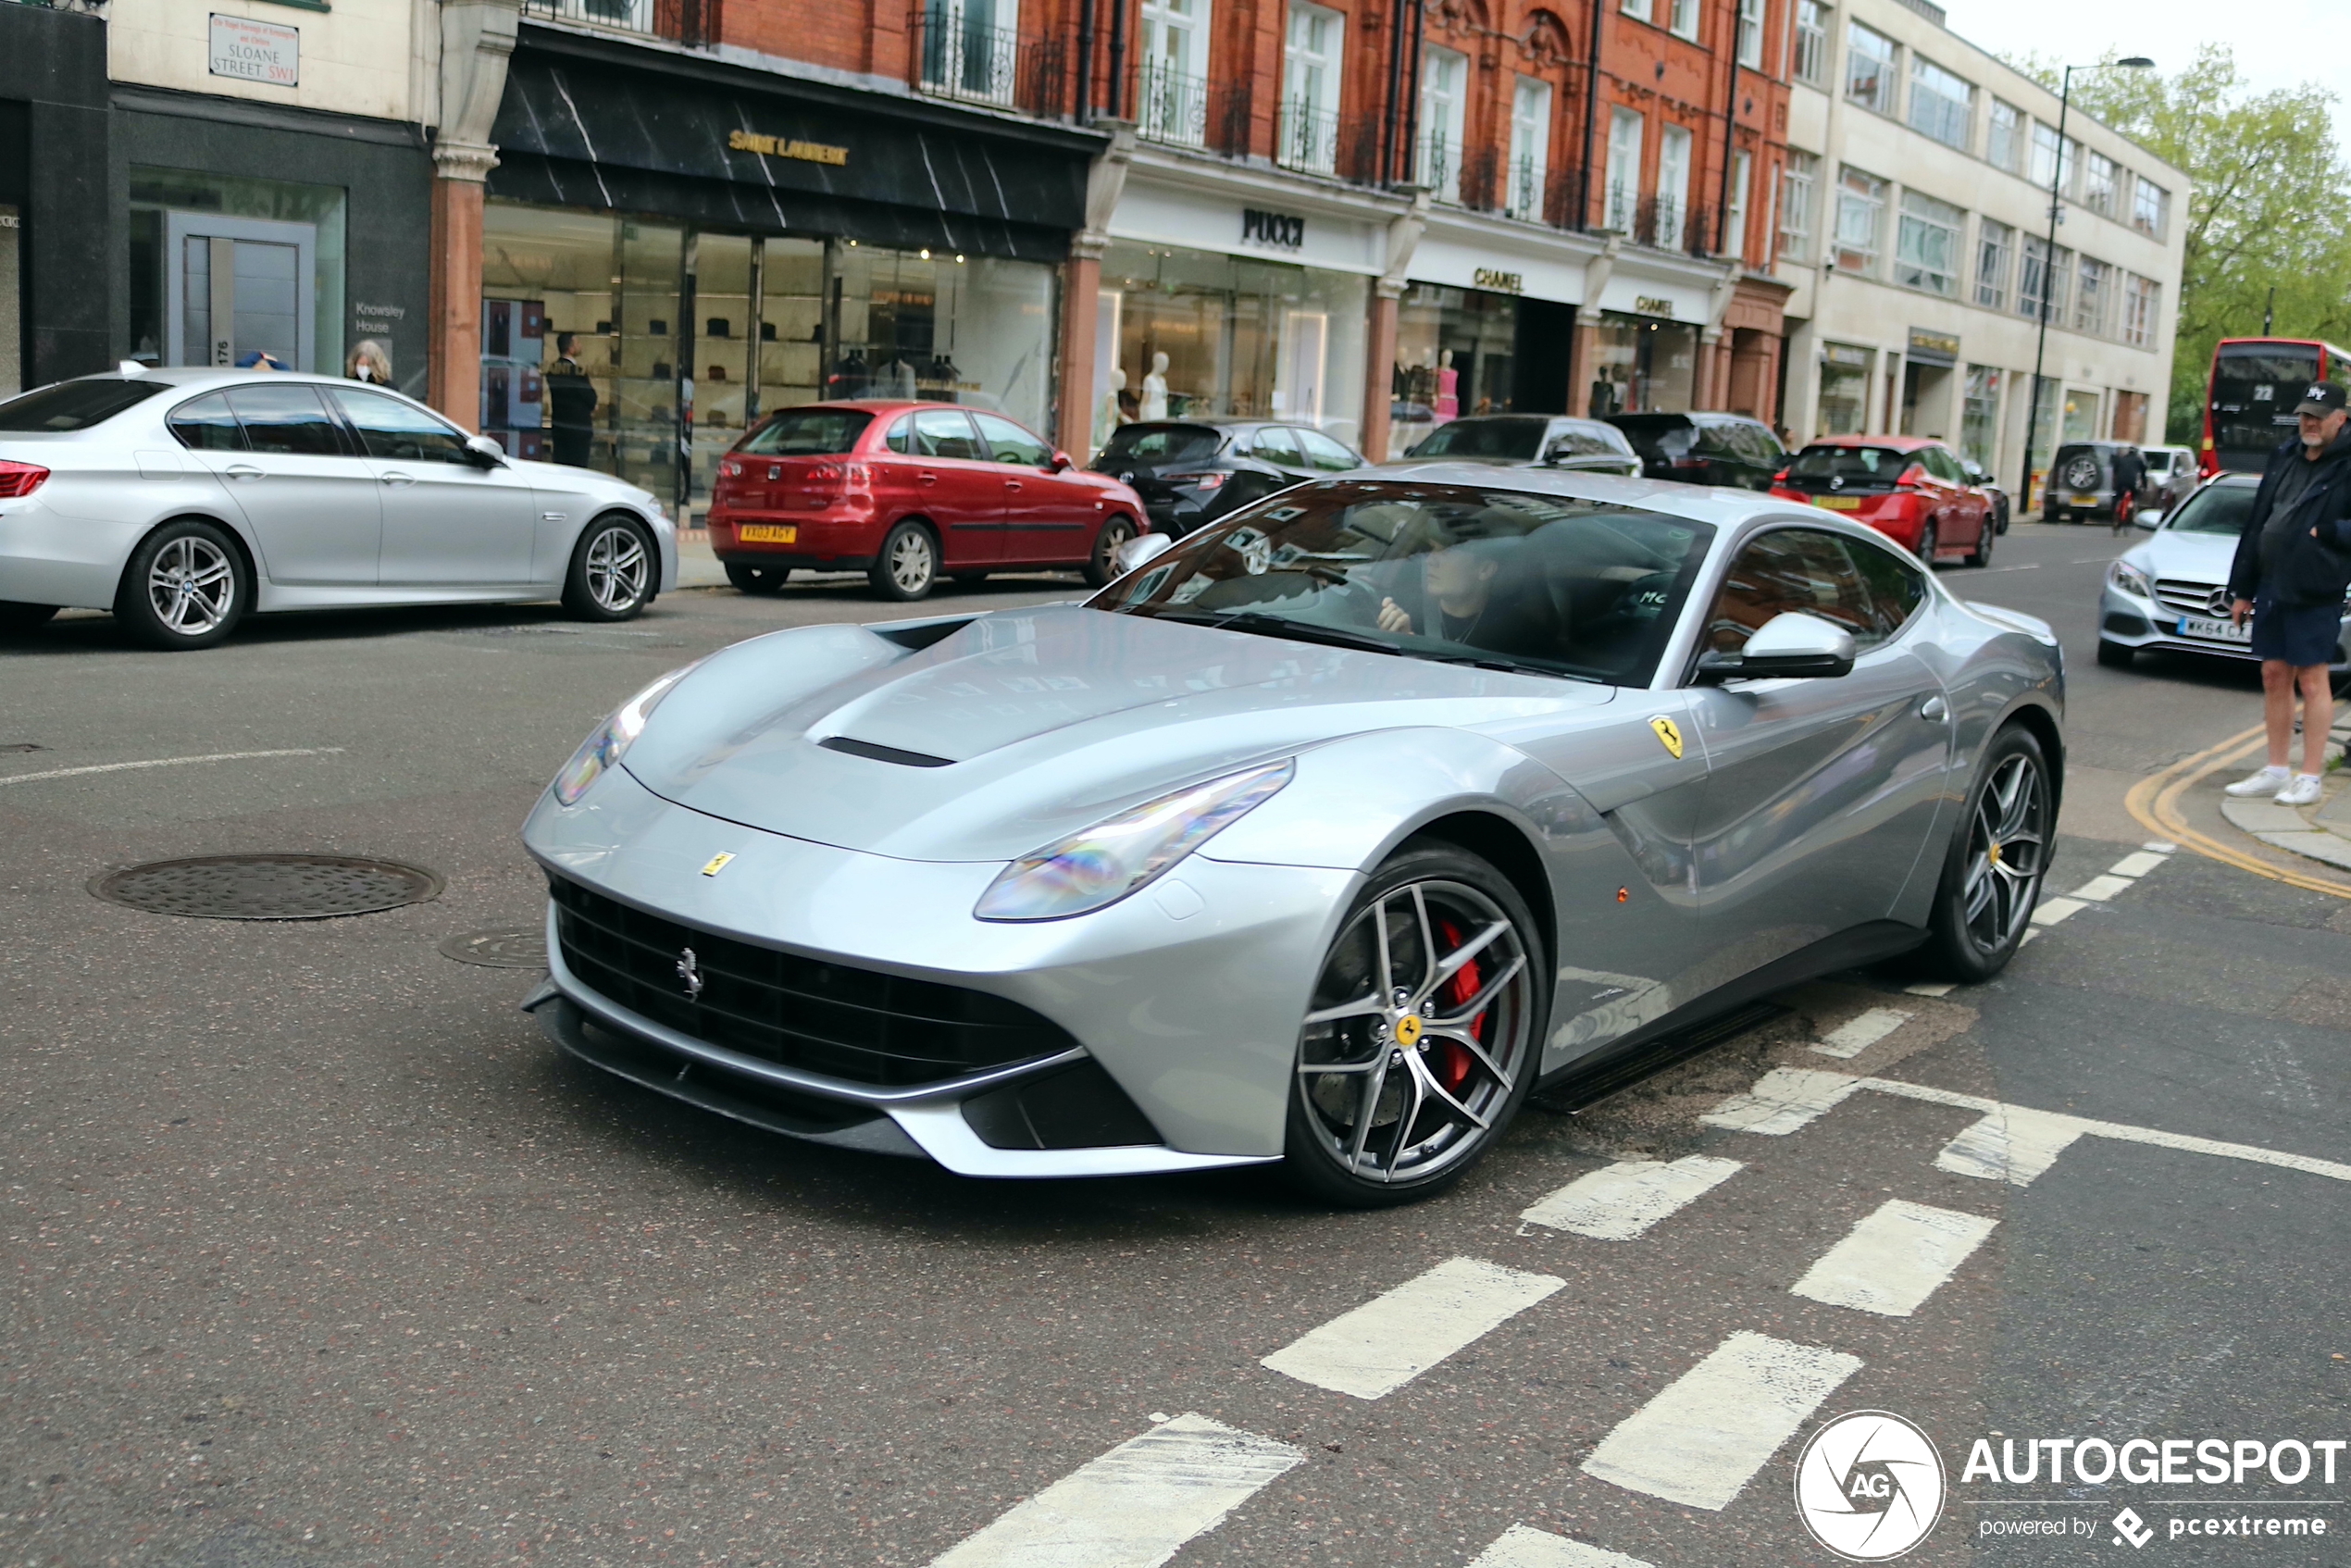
2019,56,2154,516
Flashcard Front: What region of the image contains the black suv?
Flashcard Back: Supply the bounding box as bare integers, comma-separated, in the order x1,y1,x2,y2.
1091,419,1367,536
1605,412,1787,491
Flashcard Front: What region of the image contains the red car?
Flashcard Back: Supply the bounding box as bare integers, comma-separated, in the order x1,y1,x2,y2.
707,402,1146,601
1769,435,1995,567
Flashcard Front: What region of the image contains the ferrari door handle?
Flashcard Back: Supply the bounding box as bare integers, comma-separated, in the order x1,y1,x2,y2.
1919,695,1949,723
223,464,263,481
379,470,417,488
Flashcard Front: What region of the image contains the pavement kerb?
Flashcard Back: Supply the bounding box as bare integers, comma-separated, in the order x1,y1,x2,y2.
2127,723,2351,899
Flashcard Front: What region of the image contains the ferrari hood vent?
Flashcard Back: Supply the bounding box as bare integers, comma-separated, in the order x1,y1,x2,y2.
818,735,954,768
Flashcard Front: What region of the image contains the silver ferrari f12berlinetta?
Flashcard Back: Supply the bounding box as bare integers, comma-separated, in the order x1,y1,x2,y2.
521,466,2063,1205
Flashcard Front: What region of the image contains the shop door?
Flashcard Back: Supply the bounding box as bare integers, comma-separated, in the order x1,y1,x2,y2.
164,214,316,371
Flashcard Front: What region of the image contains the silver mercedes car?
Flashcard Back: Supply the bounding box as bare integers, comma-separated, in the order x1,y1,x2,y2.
520,468,2064,1205
2098,471,2351,671
0,367,677,649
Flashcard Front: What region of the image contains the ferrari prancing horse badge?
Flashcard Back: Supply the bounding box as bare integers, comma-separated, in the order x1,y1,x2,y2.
1649,716,1684,760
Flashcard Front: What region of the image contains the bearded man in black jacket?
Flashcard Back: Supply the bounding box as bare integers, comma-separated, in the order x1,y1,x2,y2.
2223,381,2351,806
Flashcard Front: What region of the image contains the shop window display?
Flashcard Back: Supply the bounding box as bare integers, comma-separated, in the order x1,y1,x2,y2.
1390,284,1518,457
1590,313,1696,416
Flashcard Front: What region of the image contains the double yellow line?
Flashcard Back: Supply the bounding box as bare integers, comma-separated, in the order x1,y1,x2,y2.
2124,723,2351,898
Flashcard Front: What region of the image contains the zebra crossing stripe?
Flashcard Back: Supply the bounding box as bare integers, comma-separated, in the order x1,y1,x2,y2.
1521,1155,1744,1240
924,1413,1300,1568
2069,874,2135,901
1580,1331,1862,1511
1468,1525,1657,1567
1810,1006,1911,1060
1934,1105,2087,1185
2108,850,2171,877
1260,1255,1564,1400
1698,1065,1864,1135
1789,1199,1999,1317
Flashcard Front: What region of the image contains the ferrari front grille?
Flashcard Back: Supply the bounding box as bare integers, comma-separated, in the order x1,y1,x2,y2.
548,877,1076,1087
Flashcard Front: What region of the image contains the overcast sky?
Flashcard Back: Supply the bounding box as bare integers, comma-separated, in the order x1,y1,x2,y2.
1945,0,2351,150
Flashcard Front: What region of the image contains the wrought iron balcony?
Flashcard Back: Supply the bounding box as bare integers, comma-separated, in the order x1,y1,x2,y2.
1137,58,1209,148
1277,98,1339,178
905,6,1065,116
524,0,658,36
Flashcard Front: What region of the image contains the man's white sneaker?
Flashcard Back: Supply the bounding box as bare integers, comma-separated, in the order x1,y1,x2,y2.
2225,765,2292,797
2275,774,2325,807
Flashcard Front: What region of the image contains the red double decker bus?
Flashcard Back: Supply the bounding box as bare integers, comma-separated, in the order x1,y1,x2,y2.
2204,336,2351,476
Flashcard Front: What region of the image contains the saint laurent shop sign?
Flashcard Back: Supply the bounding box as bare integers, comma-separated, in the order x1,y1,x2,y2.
1242,208,1306,250
1906,327,1960,367
727,129,849,167
1473,268,1524,293
1632,295,1675,317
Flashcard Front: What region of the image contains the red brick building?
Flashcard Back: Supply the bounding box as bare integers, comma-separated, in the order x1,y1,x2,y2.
430,0,1792,501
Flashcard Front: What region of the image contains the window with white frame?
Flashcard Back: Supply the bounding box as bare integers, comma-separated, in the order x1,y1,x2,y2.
1974,218,2012,309
1779,150,1818,260
1621,0,1653,21
1794,0,1827,83
1986,99,2022,171
2029,122,2076,193
1657,122,1693,248
1895,190,1961,295
1846,22,1895,113
1508,76,1552,222
1417,45,1468,202
918,0,1023,104
1668,0,1698,39
1736,0,1763,67
2019,235,2070,321
1138,0,1210,145
2074,255,2111,334
2083,150,2119,216
1907,57,1972,149
1606,106,1644,231
1833,165,1885,273
2133,176,2169,239
1279,4,1343,175
2122,273,2159,348
1725,149,1751,260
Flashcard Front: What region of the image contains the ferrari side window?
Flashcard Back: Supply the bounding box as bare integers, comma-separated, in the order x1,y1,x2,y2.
1847,538,1930,640
1704,529,1877,654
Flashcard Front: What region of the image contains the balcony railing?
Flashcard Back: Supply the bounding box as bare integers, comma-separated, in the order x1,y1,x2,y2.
1502,156,1546,223
524,0,657,35
1277,98,1339,178
1415,132,1462,204
1137,58,1208,148
907,6,1065,116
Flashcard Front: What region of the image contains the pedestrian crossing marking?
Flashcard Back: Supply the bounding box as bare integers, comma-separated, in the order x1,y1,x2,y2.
1789,1199,1998,1316
1468,1526,1657,1567
1581,1331,1862,1511
1521,1155,1745,1240
1261,1255,1563,1400
1810,1006,1911,1059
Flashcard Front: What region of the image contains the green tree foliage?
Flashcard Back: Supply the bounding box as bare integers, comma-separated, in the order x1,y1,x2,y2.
2009,46,2347,442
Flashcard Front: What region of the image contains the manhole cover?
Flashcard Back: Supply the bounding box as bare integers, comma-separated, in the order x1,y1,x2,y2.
439,927,548,968
90,854,443,921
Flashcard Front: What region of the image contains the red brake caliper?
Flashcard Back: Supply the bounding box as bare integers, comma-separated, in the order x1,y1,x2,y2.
1434,918,1482,1093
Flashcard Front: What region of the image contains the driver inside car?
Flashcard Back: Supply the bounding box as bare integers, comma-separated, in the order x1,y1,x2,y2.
1373,529,1563,658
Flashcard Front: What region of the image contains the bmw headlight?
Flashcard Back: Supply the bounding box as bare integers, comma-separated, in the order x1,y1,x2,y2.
2108,560,2153,600
550,661,703,806
974,760,1295,922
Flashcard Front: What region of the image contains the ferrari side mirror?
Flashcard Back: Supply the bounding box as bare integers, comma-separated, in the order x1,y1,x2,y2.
1696,611,1858,682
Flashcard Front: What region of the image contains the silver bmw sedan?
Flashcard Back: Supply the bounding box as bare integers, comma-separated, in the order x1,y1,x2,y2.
0,367,677,649
521,467,2064,1205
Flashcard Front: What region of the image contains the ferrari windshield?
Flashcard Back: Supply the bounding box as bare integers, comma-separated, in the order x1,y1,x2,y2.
1090,480,1714,686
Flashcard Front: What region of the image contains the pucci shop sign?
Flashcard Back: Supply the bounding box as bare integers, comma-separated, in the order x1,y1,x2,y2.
1241,207,1306,250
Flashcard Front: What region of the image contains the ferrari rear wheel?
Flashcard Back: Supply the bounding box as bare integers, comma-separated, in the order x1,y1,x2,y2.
1921,724,2052,983
1284,843,1545,1206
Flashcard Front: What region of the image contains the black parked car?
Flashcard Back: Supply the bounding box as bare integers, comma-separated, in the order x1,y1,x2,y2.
1605,412,1787,491
2044,442,2140,524
1091,419,1367,536
1391,414,1640,474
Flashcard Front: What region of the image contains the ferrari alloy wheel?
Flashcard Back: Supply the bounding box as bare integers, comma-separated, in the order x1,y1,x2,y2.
564,517,653,621
115,520,246,650
869,520,937,601
1286,843,1544,1205
1922,725,2051,982
1084,515,1137,589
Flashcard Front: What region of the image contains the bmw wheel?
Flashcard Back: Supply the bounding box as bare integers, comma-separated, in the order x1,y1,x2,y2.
563,516,654,621
1285,842,1545,1206
1922,725,2052,983
1084,515,1137,589
868,520,938,602
115,519,247,651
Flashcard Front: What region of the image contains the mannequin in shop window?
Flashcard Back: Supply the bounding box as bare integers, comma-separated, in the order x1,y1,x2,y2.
1141,352,1171,422
1435,349,1460,424
879,355,917,399
1099,367,1130,448
828,349,869,399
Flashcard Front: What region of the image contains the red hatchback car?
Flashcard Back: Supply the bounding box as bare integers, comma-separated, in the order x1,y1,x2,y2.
707,402,1146,601
1769,435,1995,567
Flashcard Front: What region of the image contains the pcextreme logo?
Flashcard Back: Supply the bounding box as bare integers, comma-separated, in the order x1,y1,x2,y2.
1795,1411,1947,1561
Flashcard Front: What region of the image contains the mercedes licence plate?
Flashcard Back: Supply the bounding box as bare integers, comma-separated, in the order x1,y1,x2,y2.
1815,496,1862,510
2179,615,2250,643
737,525,798,544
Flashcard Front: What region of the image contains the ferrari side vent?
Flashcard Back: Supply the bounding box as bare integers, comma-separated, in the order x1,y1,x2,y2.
960,1060,1162,1151
818,736,954,768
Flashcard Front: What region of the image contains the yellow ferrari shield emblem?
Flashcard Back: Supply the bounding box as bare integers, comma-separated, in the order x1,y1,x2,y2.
1649,716,1685,760
700,852,737,877
1393,1014,1424,1049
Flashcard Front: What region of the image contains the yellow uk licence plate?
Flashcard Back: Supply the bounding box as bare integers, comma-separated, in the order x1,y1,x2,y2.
2072,493,2098,505
1815,495,1862,510
737,524,798,543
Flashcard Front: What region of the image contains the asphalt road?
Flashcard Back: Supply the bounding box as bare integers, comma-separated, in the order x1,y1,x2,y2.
4,528,2347,1568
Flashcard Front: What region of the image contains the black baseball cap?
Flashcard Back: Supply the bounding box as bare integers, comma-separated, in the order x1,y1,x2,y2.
2294,381,2347,417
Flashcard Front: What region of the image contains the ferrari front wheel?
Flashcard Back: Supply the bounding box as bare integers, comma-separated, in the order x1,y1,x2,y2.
1921,724,2052,983
1284,843,1545,1207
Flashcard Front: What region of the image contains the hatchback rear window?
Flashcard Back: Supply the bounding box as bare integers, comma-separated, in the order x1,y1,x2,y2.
0,378,166,431
1609,416,1698,461
1097,424,1222,465
1786,445,1909,482
740,408,874,455
1405,418,1550,461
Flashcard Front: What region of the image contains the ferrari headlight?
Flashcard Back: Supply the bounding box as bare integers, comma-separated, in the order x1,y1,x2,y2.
550,660,703,806
974,760,1294,922
2107,560,2153,600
